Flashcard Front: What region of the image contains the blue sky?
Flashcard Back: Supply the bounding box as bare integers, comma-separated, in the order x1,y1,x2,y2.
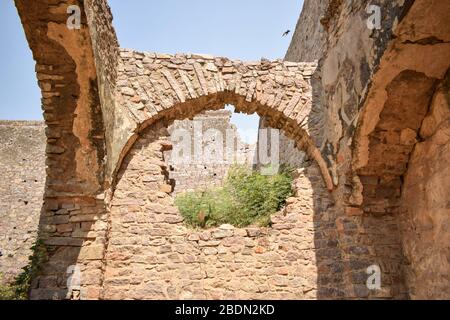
0,0,304,142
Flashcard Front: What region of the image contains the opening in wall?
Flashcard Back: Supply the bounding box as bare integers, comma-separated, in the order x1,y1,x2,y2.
0,1,41,121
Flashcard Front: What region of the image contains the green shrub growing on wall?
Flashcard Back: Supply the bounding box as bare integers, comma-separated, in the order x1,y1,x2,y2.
0,239,48,300
176,165,294,228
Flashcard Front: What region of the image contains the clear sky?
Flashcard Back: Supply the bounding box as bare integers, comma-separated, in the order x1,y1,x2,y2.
0,0,304,142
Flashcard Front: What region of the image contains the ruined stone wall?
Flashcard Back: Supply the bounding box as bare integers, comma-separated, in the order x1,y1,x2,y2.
166,109,255,194
0,121,46,283
257,118,306,169
103,123,333,299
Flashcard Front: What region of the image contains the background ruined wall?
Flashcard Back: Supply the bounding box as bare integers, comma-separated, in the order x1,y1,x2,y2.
285,0,329,62
165,109,255,195
0,121,46,283
257,118,306,169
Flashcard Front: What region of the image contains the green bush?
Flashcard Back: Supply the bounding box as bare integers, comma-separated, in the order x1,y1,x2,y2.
175,165,294,228
0,239,48,300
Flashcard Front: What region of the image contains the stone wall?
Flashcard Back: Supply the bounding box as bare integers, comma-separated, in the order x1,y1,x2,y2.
286,0,450,299
166,109,255,194
103,123,333,299
0,121,45,283
257,118,306,169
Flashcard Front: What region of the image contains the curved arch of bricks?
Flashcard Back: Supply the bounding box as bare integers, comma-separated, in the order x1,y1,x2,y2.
114,49,333,191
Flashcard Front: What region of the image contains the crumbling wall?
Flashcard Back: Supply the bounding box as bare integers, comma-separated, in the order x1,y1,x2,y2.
0,121,46,283
166,109,255,194
13,0,111,300
103,122,333,299
399,73,450,299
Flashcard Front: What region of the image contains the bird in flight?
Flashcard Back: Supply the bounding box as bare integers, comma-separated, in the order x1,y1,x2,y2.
282,30,291,37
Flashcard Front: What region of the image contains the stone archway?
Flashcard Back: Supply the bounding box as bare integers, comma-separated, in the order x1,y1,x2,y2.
10,0,334,300
112,49,333,191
